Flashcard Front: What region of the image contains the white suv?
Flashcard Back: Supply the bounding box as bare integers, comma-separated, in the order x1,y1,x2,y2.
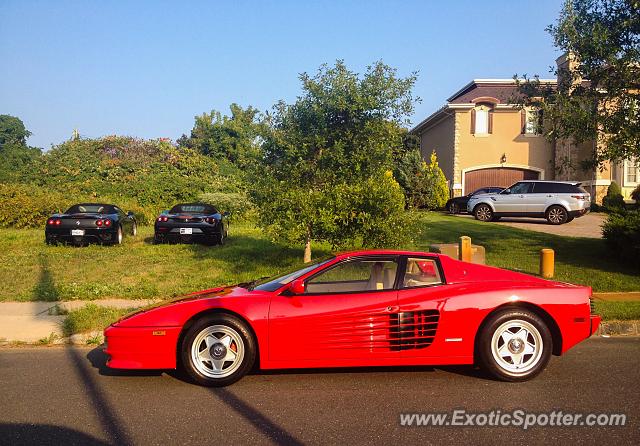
467,181,591,225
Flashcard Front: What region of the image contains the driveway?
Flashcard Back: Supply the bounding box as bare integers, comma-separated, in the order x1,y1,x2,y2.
455,212,606,238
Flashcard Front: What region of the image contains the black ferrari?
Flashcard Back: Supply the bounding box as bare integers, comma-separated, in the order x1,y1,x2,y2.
45,203,137,245
445,187,504,214
154,203,229,245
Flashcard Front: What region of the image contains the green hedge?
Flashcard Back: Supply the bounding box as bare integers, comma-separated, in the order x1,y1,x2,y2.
602,210,640,267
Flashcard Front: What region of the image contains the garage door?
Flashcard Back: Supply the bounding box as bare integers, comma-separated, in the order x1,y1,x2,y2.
464,167,540,194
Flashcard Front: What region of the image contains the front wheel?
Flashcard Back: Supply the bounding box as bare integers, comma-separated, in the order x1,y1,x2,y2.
474,204,493,222
476,309,552,382
448,202,460,214
180,314,256,387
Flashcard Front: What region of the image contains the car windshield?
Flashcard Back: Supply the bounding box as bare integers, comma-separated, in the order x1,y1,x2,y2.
250,256,335,292
169,204,218,214
65,204,114,214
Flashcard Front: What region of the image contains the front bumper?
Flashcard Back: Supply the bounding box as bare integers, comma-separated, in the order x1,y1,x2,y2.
103,324,182,369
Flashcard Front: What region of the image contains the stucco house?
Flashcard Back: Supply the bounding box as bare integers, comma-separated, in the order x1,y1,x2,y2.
411,55,638,203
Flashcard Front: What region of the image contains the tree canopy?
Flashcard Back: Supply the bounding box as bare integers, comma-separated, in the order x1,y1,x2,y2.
517,0,640,168
252,60,418,261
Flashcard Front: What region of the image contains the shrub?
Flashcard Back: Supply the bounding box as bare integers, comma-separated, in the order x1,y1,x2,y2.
602,181,625,211
198,191,256,220
631,184,640,203
602,210,640,267
0,184,74,228
394,150,449,210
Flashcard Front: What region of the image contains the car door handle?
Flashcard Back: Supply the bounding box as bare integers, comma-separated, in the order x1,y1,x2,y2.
519,195,525,198
385,306,400,313
547,195,553,197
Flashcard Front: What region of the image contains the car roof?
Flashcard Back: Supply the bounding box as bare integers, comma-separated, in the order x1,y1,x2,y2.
515,180,582,185
335,249,438,259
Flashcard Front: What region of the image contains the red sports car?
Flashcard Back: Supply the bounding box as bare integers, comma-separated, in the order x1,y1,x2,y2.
104,250,601,386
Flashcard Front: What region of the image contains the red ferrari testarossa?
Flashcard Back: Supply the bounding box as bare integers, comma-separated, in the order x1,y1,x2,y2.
104,250,600,386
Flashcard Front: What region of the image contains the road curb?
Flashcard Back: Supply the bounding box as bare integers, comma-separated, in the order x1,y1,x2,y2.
597,320,640,337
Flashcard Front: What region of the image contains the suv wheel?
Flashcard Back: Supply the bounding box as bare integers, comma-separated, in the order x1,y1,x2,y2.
474,204,493,222
546,205,568,225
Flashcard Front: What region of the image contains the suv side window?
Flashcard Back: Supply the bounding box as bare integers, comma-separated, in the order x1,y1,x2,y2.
508,182,533,194
532,182,556,193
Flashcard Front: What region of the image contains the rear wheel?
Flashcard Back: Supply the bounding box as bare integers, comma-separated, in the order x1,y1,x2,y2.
546,205,568,225
131,222,137,236
448,202,460,214
111,226,123,245
180,314,256,387
474,204,493,222
477,309,552,382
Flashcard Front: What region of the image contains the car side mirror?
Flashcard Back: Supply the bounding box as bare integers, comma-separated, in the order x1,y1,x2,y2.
502,188,511,195
288,279,305,295
127,211,134,217
223,211,230,217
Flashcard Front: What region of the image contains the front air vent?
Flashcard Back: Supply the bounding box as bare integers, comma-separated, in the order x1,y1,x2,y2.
390,310,439,350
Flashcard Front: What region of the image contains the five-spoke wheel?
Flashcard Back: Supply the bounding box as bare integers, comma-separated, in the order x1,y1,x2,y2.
477,309,552,381
181,314,255,386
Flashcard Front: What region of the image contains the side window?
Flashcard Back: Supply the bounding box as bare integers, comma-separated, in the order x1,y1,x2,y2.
510,182,532,194
402,258,442,288
532,182,555,194
305,258,398,294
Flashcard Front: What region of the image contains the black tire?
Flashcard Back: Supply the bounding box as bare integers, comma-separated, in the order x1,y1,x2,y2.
474,204,493,222
448,202,459,214
218,232,225,246
546,205,568,225
180,314,256,387
110,226,123,245
476,309,552,382
131,222,137,236
153,234,163,244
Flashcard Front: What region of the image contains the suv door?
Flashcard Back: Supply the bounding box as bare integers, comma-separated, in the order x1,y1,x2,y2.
527,182,556,214
492,182,533,213
268,256,401,362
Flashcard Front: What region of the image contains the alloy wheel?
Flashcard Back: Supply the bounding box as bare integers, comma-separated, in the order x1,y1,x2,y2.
190,325,245,379
490,320,543,375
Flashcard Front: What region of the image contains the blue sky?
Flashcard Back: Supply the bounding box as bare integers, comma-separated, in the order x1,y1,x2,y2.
0,0,564,149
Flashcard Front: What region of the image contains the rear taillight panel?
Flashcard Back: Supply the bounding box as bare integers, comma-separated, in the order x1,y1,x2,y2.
47,218,62,226
205,217,218,224
157,216,169,222
95,219,112,227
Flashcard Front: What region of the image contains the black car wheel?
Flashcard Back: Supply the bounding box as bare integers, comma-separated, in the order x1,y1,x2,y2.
546,205,568,225
131,222,137,236
448,202,460,214
476,309,552,382
110,226,123,245
474,204,493,222
180,314,256,387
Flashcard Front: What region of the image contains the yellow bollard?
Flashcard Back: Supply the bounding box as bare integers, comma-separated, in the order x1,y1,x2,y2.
540,248,555,278
459,236,472,263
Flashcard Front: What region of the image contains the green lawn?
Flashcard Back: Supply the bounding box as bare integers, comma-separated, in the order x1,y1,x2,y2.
0,213,638,303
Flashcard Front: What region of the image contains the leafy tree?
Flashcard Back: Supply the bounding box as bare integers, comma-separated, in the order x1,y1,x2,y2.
179,104,263,167
516,0,640,168
0,115,31,147
252,60,418,261
394,148,449,209
0,115,41,183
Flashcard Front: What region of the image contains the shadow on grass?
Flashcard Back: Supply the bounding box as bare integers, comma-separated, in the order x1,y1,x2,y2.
32,253,61,302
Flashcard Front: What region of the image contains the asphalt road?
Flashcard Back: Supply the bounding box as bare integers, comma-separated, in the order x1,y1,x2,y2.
0,337,638,446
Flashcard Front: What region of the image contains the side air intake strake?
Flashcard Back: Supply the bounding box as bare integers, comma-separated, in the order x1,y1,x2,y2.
390,310,440,350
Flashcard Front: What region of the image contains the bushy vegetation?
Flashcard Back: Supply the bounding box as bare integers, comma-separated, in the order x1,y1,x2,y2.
602,210,640,268
602,181,625,212
394,149,449,209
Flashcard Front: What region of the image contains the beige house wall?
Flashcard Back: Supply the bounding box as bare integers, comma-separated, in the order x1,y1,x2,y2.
419,114,455,188
456,109,555,194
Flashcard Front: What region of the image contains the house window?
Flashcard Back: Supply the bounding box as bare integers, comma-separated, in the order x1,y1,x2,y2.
624,158,639,186
474,107,489,134
524,108,543,135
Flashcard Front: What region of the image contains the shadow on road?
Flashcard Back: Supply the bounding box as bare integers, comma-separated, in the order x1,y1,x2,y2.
87,347,164,377
67,347,134,446
210,387,305,446
0,423,110,446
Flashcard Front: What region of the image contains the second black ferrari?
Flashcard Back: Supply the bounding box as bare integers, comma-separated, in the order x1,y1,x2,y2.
154,203,229,245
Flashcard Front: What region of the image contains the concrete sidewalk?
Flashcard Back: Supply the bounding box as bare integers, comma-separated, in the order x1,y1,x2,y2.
0,299,157,344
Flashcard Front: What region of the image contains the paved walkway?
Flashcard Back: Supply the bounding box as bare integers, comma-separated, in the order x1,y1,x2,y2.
0,299,157,343
455,212,606,238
